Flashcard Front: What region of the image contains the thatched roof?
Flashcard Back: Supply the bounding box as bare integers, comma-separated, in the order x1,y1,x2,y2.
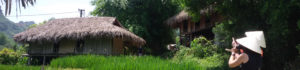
165,10,190,27
165,6,215,27
14,17,145,46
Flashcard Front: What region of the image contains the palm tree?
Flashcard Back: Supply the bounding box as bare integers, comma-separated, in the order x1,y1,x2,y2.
1,0,35,16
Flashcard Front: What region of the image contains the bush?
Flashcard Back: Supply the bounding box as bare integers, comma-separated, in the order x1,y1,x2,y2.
198,54,229,70
0,48,19,65
0,47,28,65
173,37,220,61
190,37,220,58
172,37,230,70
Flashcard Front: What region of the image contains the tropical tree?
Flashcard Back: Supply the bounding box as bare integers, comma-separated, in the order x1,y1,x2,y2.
91,0,179,55
28,20,48,29
0,0,35,15
0,32,14,49
0,32,9,46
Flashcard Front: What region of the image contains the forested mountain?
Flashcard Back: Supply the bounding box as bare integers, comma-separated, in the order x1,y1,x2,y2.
0,9,34,49
16,21,35,30
0,10,34,38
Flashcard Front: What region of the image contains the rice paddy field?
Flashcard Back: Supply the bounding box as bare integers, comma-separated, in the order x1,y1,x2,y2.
0,55,214,70
50,55,205,70
0,64,40,70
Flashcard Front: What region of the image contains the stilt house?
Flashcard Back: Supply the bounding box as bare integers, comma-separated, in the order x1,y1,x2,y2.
165,9,222,46
14,17,145,61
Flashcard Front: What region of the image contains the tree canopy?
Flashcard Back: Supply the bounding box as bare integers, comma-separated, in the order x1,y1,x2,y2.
91,0,180,55
0,32,14,49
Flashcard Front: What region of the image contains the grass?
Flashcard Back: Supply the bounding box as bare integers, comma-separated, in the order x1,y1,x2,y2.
50,55,205,70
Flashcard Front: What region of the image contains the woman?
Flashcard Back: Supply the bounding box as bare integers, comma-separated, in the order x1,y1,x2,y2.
228,31,266,70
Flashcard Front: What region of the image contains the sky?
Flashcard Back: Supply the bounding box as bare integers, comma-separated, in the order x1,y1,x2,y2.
1,0,95,24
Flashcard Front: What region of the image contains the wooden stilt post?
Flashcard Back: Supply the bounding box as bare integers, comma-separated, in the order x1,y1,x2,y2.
27,57,31,65
41,45,45,70
41,56,45,70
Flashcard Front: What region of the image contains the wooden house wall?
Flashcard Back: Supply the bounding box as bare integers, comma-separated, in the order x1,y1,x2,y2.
188,20,191,33
28,38,123,55
112,38,124,55
191,21,195,32
180,23,183,34
29,42,53,54
84,38,112,55
59,39,76,54
199,16,206,30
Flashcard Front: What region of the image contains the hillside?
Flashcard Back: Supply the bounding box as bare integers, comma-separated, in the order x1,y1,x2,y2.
0,9,34,49
0,10,34,38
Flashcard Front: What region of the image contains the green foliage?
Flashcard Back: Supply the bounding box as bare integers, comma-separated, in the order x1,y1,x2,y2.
28,21,46,29
28,24,38,29
190,37,219,58
50,55,203,70
212,23,232,50
198,54,229,70
0,47,28,65
0,33,11,47
172,45,195,63
0,48,19,65
172,37,229,70
175,36,180,45
16,57,28,65
91,0,180,55
0,33,20,50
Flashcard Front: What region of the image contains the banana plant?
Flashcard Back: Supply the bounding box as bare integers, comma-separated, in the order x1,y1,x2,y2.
1,0,36,15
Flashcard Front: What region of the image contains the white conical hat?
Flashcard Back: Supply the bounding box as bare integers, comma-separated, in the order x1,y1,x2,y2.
245,31,266,48
236,31,266,54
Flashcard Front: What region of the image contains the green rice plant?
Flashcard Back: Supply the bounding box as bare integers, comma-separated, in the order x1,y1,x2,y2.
50,55,204,70
0,64,40,70
50,55,104,68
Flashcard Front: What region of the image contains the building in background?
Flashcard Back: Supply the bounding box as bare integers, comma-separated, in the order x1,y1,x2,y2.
165,8,222,47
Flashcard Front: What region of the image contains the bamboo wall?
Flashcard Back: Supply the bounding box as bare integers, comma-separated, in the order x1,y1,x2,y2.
84,38,112,55
28,42,54,54
28,38,123,55
59,39,76,54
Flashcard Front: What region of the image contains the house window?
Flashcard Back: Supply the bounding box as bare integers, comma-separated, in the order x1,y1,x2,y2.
76,40,84,53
